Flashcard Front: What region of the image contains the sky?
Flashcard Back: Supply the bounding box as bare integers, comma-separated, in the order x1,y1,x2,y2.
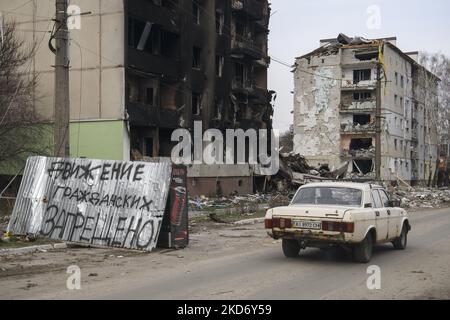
268,0,450,132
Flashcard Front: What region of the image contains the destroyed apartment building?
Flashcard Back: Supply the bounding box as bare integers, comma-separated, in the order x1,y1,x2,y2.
0,0,274,197
293,34,440,185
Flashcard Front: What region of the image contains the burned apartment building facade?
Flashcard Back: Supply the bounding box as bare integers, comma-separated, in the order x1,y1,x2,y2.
0,0,273,197
293,34,440,184
126,0,273,196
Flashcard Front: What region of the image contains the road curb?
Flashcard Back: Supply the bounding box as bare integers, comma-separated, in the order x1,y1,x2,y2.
0,243,67,256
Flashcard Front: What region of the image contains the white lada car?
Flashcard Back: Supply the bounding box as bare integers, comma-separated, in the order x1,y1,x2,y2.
265,182,411,263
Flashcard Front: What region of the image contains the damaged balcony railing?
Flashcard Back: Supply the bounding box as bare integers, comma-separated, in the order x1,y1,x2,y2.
341,80,377,90
340,100,376,112
232,78,253,91
341,123,376,134
232,36,264,59
341,147,376,159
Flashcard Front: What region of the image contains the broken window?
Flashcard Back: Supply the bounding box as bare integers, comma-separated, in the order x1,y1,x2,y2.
355,50,378,61
216,55,224,77
234,63,245,87
192,46,201,69
144,138,154,157
193,1,200,25
145,88,154,106
214,99,223,120
128,18,146,49
216,11,224,35
353,92,372,101
401,75,404,88
127,74,157,106
353,160,373,175
127,77,140,103
353,115,371,125
350,138,373,151
235,20,245,38
128,18,161,55
161,31,179,58
192,93,201,116
353,69,371,84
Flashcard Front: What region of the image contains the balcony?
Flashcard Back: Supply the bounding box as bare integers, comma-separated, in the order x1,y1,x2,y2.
231,0,265,21
126,102,180,129
341,147,376,159
254,56,270,68
232,81,268,103
340,100,376,113
231,36,264,60
341,123,376,135
127,48,180,80
341,80,377,91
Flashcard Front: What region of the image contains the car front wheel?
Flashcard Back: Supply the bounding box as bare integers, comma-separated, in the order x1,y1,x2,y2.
392,225,408,250
352,232,373,263
282,239,301,258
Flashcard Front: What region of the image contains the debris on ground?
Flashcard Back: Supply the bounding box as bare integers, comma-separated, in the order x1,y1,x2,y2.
395,189,450,209
189,193,270,211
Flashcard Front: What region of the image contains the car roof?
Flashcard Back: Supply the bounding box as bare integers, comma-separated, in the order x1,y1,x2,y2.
299,182,382,190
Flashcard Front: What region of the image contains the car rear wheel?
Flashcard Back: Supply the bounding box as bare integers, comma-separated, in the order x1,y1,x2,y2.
392,225,408,250
352,232,373,263
282,239,301,258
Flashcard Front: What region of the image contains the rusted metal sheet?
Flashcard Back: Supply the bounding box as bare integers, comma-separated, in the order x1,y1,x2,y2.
7,157,172,252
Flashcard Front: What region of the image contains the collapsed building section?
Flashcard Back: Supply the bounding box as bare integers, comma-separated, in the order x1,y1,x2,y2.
293,34,440,184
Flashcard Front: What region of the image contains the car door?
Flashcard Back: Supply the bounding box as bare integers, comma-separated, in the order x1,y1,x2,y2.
378,189,401,240
371,189,389,242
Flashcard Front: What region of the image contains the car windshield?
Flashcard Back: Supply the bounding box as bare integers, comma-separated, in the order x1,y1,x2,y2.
292,187,363,207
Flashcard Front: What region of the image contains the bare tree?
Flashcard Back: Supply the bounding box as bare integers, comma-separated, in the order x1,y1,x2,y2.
0,20,49,171
419,52,450,148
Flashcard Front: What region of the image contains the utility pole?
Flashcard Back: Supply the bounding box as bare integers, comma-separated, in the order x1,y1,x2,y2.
54,0,70,157
375,63,382,181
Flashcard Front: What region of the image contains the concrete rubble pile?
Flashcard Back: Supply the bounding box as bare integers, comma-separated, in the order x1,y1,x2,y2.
268,153,349,192
189,194,270,211
395,189,450,209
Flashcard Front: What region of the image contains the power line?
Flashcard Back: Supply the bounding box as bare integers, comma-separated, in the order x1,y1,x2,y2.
0,1,50,20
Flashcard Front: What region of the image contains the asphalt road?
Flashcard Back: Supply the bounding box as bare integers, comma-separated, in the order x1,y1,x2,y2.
1,207,450,300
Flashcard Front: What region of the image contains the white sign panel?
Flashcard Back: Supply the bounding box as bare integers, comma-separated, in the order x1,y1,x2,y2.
8,157,172,252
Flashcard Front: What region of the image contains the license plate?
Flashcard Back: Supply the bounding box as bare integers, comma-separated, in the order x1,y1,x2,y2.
294,221,322,230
